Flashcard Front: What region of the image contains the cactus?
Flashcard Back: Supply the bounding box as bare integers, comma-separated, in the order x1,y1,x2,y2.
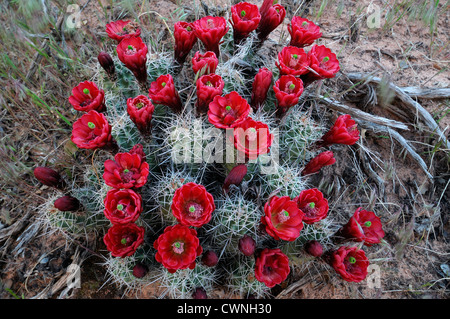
145,166,199,225
155,111,220,172
283,217,338,257
257,162,309,198
37,192,86,236
279,106,325,166
157,264,218,299
102,245,155,291
217,33,259,97
225,255,271,299
205,191,268,257
33,7,367,298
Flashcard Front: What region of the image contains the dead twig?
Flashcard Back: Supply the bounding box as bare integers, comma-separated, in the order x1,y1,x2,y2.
345,73,450,150
358,145,386,200
401,87,450,99
361,122,434,181
318,95,410,131
25,11,65,82
31,248,82,299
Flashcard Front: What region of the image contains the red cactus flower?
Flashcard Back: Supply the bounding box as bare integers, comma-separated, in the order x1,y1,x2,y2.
68,81,106,113
192,51,219,76
256,0,286,41
230,2,261,44
238,234,256,256
127,95,155,135
317,114,359,148
304,240,323,257
106,20,141,42
302,44,340,86
261,195,304,241
254,248,290,288
294,188,329,224
71,110,115,150
233,117,273,161
54,195,80,211
103,223,145,258
288,17,322,48
196,73,224,114
337,207,385,246
201,250,219,267
148,74,183,114
276,46,310,76
223,164,248,193
273,74,304,117
174,21,198,65
193,16,229,58
97,51,116,80
103,152,150,189
329,246,369,282
301,150,336,176
33,167,65,189
208,91,251,129
171,182,215,227
250,67,273,111
116,36,148,84
153,224,203,273
103,188,143,225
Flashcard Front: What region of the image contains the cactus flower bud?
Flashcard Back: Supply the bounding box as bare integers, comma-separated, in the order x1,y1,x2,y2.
304,240,323,257
97,51,116,80
223,164,248,193
201,250,219,267
250,67,273,111
238,234,256,256
132,263,149,278
33,167,65,189
192,287,208,299
301,151,336,176
54,195,80,211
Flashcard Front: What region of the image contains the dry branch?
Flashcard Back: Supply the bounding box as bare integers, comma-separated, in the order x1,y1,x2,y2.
315,94,433,180
401,87,450,99
361,122,434,181
358,146,386,199
345,72,450,150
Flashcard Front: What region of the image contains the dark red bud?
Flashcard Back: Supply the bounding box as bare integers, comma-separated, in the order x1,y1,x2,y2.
132,263,149,278
238,234,256,256
33,166,65,189
97,51,116,77
201,250,219,267
223,164,248,193
304,240,323,257
192,287,208,299
54,195,80,211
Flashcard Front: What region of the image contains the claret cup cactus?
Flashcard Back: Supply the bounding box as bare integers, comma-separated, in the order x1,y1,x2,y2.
34,0,386,299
